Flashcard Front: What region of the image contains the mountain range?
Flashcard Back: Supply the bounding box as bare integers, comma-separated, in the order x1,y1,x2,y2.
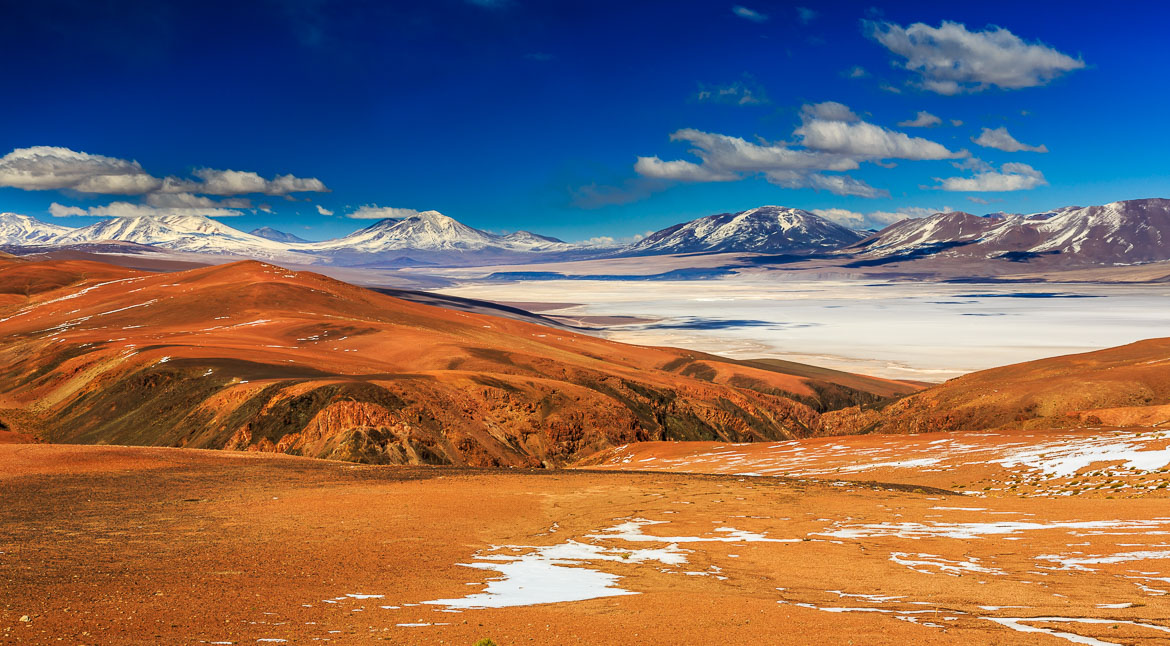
2,198,1169,269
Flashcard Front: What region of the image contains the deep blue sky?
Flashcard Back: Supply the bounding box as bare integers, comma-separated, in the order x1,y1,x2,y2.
1,0,1167,241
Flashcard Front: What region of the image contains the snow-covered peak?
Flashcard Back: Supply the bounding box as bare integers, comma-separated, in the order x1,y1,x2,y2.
853,198,1170,265
250,226,308,243
624,205,865,255
54,214,298,256
309,210,499,252
0,212,74,245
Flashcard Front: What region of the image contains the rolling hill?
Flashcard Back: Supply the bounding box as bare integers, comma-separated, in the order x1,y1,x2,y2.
0,256,919,466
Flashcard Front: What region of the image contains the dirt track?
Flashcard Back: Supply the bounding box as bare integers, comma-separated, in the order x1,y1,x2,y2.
4,443,1170,645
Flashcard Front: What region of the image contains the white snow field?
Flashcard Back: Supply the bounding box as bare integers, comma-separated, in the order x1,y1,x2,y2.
438,276,1170,380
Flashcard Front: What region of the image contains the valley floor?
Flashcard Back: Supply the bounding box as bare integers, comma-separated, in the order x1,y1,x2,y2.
436,276,1170,380
3,438,1169,645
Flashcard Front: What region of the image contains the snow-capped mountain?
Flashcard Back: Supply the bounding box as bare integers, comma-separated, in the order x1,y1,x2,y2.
306,210,577,254
622,206,865,256
852,198,1170,265
53,214,308,259
250,226,308,243
0,213,73,245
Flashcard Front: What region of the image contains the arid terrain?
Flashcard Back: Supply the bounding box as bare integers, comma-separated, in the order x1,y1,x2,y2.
4,438,1169,645
3,256,1170,645
0,257,920,468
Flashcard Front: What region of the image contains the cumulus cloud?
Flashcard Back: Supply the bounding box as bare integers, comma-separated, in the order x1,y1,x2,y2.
732,5,767,22
800,101,859,123
48,203,88,218
694,78,769,105
347,205,423,220
165,168,329,196
867,20,1085,94
794,118,965,160
316,205,334,216
577,232,651,247
972,126,1049,152
0,146,328,200
0,146,161,194
898,111,943,128
628,101,966,199
664,128,859,173
935,162,1047,192
52,201,243,218
634,157,739,182
812,205,953,229
796,7,817,24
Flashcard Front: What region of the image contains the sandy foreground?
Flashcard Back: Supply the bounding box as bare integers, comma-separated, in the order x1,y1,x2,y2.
3,439,1170,645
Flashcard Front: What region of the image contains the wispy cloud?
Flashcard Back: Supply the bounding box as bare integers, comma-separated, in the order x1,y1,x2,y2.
972,126,1049,152
813,205,954,229
346,205,422,219
316,204,334,216
796,7,817,25
49,201,243,218
867,20,1085,94
897,111,942,128
732,5,768,22
694,77,769,105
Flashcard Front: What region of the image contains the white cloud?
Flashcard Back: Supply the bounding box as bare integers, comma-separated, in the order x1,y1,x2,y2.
48,203,88,218
667,128,860,173
812,205,953,229
145,192,252,208
630,101,965,200
316,204,334,216
732,5,767,22
347,205,422,220
766,171,888,198
0,145,328,213
796,7,817,24
972,126,1049,152
795,118,965,160
935,162,1047,192
800,101,859,123
950,119,963,126
867,20,1085,94
846,66,868,78
174,168,328,196
0,146,161,194
898,111,942,128
53,201,243,218
577,231,651,247
634,157,739,182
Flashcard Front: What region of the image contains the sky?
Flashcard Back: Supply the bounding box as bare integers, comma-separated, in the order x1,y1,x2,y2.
1,0,1168,242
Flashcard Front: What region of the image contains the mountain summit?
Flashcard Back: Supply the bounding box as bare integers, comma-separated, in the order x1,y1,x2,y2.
853,198,1170,265
623,206,865,256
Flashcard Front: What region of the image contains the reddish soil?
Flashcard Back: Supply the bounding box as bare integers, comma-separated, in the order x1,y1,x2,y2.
0,258,917,468
4,443,1170,645
826,338,1170,435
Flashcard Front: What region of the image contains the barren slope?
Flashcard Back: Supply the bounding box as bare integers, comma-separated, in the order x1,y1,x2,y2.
0,259,913,466
844,338,1170,434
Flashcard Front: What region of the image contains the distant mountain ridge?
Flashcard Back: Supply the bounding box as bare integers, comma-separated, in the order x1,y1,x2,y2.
852,198,1170,266
623,206,864,256
250,226,308,243
2,198,1169,268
